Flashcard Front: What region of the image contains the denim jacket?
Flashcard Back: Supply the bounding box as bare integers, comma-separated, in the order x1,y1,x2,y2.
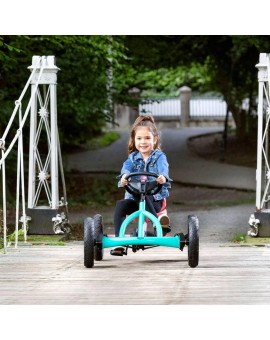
119,149,172,201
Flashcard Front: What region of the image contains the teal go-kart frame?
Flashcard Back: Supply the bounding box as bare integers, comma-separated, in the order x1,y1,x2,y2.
84,172,199,268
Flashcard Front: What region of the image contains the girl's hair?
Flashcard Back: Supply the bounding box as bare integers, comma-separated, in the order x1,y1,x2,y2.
128,115,161,154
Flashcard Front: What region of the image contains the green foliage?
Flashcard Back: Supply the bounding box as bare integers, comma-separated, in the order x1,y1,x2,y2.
232,233,246,243
0,35,127,145
123,35,270,137
7,228,24,242
1,35,270,144
137,63,212,97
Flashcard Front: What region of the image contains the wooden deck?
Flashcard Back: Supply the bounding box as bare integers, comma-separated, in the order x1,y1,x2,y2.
1,242,270,305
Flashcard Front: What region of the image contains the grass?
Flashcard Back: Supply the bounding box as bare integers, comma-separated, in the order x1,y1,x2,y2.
231,233,246,243
19,235,67,246
245,236,270,246
231,232,270,246
8,234,67,246
86,131,119,150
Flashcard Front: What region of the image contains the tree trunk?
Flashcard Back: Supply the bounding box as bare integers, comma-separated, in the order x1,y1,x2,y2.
230,105,247,140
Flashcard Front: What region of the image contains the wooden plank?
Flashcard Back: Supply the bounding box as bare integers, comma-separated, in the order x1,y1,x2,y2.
0,243,270,304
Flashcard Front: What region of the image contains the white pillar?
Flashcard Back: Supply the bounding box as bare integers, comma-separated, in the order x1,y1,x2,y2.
179,86,191,127
255,53,269,210
28,82,37,208
27,56,60,209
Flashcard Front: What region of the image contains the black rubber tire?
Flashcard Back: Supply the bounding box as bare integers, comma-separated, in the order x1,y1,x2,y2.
93,214,104,261
84,217,95,268
188,215,199,268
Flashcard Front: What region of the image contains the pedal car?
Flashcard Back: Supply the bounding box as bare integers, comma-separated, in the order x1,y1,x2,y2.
84,172,199,268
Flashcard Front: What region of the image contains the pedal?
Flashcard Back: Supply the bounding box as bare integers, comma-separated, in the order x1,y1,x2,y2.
110,246,128,256
162,225,171,235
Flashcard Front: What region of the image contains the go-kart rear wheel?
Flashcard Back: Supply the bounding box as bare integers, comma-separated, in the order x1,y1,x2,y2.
84,217,95,268
188,215,199,268
93,214,104,261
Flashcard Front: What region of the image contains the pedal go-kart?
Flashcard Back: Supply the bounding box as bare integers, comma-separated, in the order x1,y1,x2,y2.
84,172,199,268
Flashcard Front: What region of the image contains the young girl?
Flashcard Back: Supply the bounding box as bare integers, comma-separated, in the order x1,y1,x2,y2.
111,115,172,256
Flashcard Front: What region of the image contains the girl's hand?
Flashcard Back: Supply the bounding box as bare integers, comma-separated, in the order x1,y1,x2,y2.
121,174,128,186
156,175,166,184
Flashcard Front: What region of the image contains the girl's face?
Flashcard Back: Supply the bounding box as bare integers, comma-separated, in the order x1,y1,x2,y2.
134,126,156,158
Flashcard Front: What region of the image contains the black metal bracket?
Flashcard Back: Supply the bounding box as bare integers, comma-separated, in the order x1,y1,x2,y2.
175,232,186,251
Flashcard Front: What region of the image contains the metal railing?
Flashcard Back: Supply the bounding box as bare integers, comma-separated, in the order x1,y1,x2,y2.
0,57,44,253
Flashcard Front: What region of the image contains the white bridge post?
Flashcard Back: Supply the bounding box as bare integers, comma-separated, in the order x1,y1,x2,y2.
248,53,270,237
27,56,67,234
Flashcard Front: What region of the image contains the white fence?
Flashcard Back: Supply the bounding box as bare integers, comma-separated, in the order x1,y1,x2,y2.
139,96,231,121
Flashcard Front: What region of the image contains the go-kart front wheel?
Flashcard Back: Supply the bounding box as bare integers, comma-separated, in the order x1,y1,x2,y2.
93,214,104,261
187,215,199,268
84,217,95,268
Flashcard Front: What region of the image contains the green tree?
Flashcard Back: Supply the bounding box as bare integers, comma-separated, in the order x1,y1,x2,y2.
2,35,270,145
0,35,127,146
122,35,270,138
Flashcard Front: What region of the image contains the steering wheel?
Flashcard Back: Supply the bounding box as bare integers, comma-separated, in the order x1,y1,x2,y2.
124,172,163,197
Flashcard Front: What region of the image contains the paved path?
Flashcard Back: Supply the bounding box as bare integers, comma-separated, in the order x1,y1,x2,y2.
67,127,255,191
162,128,255,191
